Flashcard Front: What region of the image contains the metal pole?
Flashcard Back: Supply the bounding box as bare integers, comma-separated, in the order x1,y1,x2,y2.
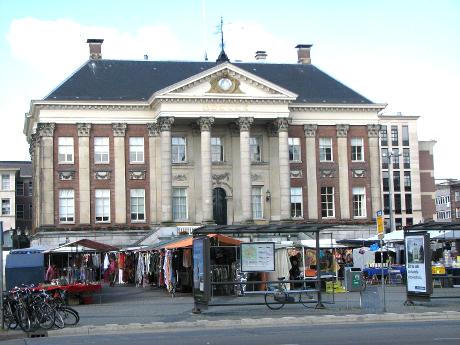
380,238,386,312
0,221,4,329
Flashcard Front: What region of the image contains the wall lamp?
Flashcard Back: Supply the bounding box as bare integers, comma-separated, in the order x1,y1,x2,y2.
265,190,271,202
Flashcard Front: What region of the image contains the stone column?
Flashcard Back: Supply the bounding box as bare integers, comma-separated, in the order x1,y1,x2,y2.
112,123,127,224
77,123,91,225
29,133,40,229
197,117,215,223
337,124,350,219
147,123,160,224
368,124,382,215
237,117,254,222
37,123,55,226
275,118,291,220
159,117,175,223
304,124,318,219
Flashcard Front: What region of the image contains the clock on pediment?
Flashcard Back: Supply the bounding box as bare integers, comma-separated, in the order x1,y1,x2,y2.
208,73,243,94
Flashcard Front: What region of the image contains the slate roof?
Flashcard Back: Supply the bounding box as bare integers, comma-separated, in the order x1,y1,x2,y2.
0,161,32,177
45,60,373,104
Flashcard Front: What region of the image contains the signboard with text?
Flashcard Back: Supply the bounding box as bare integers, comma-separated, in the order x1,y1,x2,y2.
193,237,210,307
405,232,432,296
376,210,384,240
241,242,275,272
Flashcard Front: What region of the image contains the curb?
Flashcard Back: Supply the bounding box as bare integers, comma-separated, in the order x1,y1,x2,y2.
46,311,460,337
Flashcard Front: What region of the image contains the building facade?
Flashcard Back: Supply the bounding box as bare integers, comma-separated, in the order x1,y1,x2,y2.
436,180,460,222
24,40,389,247
0,161,33,247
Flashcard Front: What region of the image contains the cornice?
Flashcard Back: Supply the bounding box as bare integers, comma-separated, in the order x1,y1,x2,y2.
290,103,387,112
34,103,151,111
155,96,291,105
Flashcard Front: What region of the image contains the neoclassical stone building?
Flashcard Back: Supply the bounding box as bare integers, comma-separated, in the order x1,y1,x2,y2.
24,40,387,247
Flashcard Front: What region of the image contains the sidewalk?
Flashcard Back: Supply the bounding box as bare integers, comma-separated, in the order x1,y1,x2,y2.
2,284,460,339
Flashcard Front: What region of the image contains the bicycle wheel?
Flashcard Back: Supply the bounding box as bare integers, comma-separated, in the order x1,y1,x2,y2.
54,311,65,329
264,289,286,310
15,306,33,332
299,291,315,308
57,307,79,326
36,303,56,330
3,302,18,330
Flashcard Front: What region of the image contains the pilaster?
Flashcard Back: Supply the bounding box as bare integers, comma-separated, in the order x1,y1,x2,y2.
37,123,55,226
147,123,160,224
368,124,382,215
274,118,291,220
77,123,91,224
337,124,350,219
159,117,174,223
304,124,318,219
197,117,215,223
237,117,253,222
112,123,127,224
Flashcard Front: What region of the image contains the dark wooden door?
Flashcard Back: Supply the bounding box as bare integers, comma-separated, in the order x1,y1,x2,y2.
213,188,227,225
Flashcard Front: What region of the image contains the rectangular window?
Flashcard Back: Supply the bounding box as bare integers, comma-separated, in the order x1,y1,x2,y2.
288,138,301,162
16,181,24,196
16,204,24,219
405,194,412,214
172,188,187,220
94,137,110,163
95,189,110,222
2,174,10,190
211,137,224,162
392,148,400,169
130,189,145,221
393,171,401,191
382,171,389,192
404,171,411,191
319,138,333,162
321,187,335,218
403,148,410,169
380,125,388,146
59,190,74,223
455,191,460,202
446,195,451,204
58,137,74,163
402,125,409,146
29,204,32,220
394,194,402,214
446,211,451,219
391,126,399,146
456,208,460,219
129,137,144,163
290,187,303,218
250,137,262,162
351,137,364,161
381,148,389,169
172,137,186,163
383,194,390,215
406,218,413,226
28,181,33,196
251,187,263,219
352,187,366,218
2,199,11,215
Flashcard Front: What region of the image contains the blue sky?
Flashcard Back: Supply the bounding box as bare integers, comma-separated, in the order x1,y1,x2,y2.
1,0,459,179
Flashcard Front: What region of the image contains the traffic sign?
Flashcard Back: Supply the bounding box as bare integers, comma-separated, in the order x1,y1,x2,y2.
376,210,384,239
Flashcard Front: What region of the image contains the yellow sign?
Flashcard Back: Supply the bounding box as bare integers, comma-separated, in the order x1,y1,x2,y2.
376,210,384,239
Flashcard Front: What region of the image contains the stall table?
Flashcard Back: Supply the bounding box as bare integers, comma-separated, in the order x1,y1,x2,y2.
37,283,102,304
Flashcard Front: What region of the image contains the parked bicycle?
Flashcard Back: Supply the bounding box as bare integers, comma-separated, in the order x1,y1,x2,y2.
264,277,316,310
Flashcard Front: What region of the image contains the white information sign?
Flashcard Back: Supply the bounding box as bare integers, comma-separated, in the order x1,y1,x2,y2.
241,242,275,272
405,235,427,293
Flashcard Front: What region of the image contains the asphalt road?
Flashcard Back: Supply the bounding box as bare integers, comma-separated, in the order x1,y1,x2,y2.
2,320,460,345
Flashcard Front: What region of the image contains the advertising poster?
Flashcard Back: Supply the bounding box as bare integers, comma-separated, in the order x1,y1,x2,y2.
241,242,275,272
192,237,210,305
405,234,430,294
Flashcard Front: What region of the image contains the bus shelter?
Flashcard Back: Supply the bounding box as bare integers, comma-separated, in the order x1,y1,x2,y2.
191,223,335,313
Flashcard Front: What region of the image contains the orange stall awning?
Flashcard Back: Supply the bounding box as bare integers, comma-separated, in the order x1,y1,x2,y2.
164,234,241,249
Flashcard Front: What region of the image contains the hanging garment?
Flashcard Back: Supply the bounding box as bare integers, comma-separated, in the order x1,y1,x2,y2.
183,249,192,268
103,253,109,270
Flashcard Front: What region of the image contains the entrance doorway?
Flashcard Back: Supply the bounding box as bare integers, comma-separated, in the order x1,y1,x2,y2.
213,187,227,225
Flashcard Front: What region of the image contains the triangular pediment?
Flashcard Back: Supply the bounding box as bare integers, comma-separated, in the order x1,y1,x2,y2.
150,62,297,102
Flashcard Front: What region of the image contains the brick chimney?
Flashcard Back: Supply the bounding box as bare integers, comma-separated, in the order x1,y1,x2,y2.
296,44,313,64
87,39,104,60
255,50,267,61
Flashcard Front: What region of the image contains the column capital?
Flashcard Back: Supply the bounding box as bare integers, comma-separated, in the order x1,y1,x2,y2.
303,124,317,137
158,116,175,132
236,117,254,131
147,123,160,137
77,123,92,137
367,124,381,138
29,133,39,158
197,117,215,131
37,123,55,137
274,117,290,132
336,124,349,138
112,123,127,137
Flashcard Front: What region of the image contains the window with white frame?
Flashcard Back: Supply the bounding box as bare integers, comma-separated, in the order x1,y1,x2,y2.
211,137,224,162
250,137,262,162
94,137,110,163
172,137,186,163
251,187,263,219
456,191,460,202
58,137,74,163
59,190,74,223
319,138,333,162
129,137,144,163
352,187,366,218
456,208,460,218
351,137,364,161
130,189,145,221
288,138,301,162
1,199,10,215
172,188,187,220
290,187,303,218
16,204,24,219
380,125,388,146
320,187,334,218
95,189,110,222
2,174,10,190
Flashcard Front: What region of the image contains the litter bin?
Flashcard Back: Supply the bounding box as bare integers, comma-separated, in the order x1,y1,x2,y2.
344,267,362,292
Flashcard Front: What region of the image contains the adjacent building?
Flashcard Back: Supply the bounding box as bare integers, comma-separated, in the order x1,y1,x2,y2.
24,39,403,248
436,180,460,222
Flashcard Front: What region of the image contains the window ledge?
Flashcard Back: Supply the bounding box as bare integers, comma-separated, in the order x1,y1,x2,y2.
251,161,269,166
289,160,303,164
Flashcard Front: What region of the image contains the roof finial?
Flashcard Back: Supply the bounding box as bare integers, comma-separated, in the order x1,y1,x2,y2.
216,16,229,63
